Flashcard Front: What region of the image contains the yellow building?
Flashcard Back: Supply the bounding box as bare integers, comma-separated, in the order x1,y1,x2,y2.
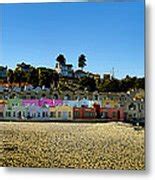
49,105,73,120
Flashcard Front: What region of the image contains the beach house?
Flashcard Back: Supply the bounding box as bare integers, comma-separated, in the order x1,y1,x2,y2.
49,105,73,120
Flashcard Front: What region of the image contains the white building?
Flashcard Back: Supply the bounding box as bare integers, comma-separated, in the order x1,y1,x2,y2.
55,62,73,77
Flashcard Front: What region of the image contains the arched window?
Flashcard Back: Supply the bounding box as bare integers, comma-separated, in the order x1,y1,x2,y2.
18,111,22,118
64,94,70,100
129,103,136,111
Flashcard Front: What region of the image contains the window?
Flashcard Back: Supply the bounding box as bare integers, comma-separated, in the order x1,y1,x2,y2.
13,112,16,117
0,112,3,117
42,112,45,117
74,111,80,118
38,112,40,117
84,111,89,117
94,95,98,100
58,111,61,118
129,103,136,111
64,94,70,100
18,111,21,118
6,111,11,117
27,112,30,117
112,111,116,118
50,112,56,118
68,112,71,118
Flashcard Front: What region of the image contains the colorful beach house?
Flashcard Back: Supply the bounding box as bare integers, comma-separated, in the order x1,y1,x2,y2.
7,98,22,107
100,107,124,121
50,105,73,120
4,98,27,119
73,107,96,119
26,104,50,119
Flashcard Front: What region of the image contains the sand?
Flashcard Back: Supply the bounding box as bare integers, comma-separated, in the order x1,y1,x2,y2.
0,122,145,170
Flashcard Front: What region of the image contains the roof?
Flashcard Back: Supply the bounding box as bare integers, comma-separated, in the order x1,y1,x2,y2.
17,62,31,68
75,70,87,74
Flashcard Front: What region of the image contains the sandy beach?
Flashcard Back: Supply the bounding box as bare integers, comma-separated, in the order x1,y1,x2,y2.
0,122,145,170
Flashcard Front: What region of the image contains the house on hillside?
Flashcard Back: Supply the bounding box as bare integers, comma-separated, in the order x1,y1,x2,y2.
55,61,73,77
50,105,73,120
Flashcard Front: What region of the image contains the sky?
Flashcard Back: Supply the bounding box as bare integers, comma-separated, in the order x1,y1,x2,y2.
0,1,144,78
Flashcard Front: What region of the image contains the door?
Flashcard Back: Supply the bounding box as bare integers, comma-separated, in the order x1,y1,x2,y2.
18,111,22,118
62,111,68,120
117,110,120,120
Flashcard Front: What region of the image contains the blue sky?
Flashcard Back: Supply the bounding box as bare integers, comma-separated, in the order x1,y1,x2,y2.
0,1,144,78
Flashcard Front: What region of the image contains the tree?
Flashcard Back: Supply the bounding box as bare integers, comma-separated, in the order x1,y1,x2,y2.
98,79,111,92
78,54,87,70
7,69,14,85
136,77,145,89
56,54,66,65
52,70,59,88
80,76,96,92
27,68,39,87
13,69,23,87
38,68,59,88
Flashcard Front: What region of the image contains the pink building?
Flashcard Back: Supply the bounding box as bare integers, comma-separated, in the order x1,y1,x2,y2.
22,98,63,107
38,98,63,107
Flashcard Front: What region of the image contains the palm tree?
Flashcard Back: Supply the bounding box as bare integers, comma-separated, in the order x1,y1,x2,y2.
78,54,87,70
56,54,66,65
